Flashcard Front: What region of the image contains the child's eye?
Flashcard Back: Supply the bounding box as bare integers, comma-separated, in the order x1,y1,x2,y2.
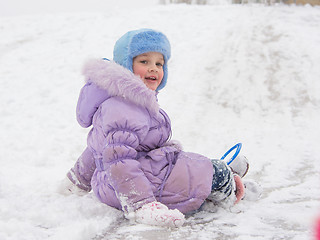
140,60,147,64
156,62,163,67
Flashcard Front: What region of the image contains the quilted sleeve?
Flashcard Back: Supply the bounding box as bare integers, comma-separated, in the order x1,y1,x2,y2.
96,97,156,212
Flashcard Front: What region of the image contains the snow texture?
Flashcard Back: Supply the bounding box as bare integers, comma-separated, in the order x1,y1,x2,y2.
0,1,320,239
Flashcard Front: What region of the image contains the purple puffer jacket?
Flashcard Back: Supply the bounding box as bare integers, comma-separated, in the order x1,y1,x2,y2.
70,59,214,214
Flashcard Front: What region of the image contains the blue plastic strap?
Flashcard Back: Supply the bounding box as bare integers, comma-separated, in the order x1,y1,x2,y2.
220,143,242,165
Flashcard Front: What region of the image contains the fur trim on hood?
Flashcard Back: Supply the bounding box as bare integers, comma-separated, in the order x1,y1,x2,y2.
82,59,159,114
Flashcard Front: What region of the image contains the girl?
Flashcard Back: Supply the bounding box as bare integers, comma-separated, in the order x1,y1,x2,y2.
60,29,249,227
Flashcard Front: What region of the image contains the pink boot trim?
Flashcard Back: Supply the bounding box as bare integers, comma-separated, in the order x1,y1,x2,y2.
234,174,245,204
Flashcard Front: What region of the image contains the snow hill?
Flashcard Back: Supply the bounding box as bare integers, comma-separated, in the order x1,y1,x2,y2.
0,2,320,240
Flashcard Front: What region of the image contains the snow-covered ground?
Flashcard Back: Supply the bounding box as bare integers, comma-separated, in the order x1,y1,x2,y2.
1,1,320,239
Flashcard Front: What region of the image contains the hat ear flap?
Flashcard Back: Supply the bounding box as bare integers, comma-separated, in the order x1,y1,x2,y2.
156,64,168,91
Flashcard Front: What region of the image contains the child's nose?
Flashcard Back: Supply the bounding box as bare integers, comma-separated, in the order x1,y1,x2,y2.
148,63,158,72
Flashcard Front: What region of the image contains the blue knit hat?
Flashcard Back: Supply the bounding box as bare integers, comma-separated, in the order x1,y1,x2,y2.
113,29,171,91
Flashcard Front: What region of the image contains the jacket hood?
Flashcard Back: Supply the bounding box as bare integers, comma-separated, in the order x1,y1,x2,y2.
113,29,171,91
82,59,160,114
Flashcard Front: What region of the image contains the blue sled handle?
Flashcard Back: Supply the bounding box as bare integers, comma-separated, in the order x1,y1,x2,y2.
220,143,242,165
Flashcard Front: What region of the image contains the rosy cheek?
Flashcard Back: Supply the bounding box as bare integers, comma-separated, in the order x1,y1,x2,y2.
160,72,164,80
133,67,143,78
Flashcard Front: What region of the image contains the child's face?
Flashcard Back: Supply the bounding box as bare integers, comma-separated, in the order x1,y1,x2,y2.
132,52,164,91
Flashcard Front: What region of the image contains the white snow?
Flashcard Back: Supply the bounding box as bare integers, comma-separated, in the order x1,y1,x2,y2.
1,1,320,239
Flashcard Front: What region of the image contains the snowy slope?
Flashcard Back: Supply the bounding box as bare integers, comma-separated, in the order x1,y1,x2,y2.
0,2,320,240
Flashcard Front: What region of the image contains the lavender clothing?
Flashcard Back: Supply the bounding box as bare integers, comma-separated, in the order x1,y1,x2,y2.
68,60,213,214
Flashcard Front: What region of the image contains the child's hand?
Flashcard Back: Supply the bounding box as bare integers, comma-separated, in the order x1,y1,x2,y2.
133,201,185,228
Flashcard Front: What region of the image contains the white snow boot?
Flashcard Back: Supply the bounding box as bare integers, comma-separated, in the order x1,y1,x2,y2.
228,156,262,201
228,155,249,178
134,201,185,228
242,179,263,201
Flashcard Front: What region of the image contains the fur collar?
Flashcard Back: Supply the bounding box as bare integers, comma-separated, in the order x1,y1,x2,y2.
82,59,159,114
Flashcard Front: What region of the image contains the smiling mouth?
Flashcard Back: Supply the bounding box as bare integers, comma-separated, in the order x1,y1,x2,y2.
145,76,157,81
